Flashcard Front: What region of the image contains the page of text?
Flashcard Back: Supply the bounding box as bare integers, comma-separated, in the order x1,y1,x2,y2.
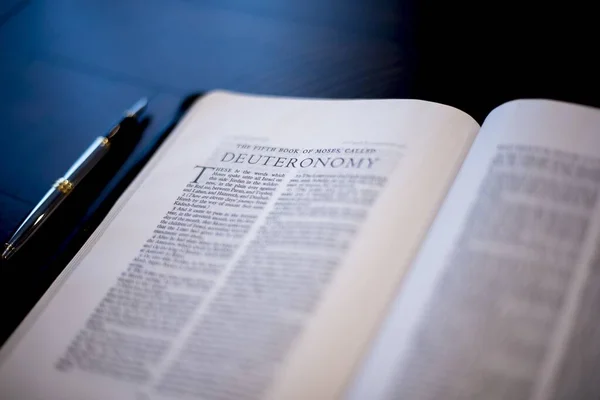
348,99,600,400
0,92,478,400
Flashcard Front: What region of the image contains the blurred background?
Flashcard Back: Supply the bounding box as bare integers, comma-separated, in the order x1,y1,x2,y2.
0,0,598,244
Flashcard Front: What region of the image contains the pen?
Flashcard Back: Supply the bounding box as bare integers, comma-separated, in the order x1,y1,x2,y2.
1,98,148,261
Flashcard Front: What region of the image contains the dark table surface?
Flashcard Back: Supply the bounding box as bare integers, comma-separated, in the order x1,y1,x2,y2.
0,0,599,335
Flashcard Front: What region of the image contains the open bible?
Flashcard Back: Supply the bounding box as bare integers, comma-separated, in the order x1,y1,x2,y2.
1,91,600,400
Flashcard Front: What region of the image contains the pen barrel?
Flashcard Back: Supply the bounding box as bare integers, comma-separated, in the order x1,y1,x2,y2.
4,136,111,257
4,187,69,256
63,136,111,185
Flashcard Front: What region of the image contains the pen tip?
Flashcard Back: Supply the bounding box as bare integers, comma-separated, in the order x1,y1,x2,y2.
1,243,16,261
126,97,149,119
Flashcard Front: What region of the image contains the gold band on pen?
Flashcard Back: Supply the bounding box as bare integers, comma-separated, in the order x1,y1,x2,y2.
54,178,75,194
99,137,110,147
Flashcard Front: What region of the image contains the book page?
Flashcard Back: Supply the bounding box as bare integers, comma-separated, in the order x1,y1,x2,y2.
348,99,600,400
0,91,478,400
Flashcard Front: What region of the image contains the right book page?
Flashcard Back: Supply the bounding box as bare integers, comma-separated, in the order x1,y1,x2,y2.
347,99,600,400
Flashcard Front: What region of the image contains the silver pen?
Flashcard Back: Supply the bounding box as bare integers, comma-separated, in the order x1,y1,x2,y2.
2,98,148,261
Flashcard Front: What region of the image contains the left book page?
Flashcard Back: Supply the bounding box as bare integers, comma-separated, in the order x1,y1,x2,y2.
0,91,478,400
